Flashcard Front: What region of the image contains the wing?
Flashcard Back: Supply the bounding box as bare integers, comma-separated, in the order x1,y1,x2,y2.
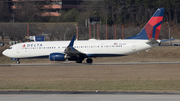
64,35,87,58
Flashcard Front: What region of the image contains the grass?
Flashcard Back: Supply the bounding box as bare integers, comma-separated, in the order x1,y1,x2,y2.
1,79,180,91
0,64,180,92
1,46,180,92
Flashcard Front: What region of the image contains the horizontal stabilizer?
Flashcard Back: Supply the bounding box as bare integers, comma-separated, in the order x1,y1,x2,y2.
146,38,159,44
161,39,177,43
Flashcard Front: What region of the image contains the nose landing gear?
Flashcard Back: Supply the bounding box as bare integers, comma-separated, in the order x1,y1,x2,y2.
17,61,20,64
16,59,20,64
11,58,20,64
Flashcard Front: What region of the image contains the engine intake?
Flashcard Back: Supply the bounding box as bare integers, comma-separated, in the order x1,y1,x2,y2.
49,53,66,61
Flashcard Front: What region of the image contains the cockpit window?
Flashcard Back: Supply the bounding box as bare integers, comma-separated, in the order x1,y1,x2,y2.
8,47,12,49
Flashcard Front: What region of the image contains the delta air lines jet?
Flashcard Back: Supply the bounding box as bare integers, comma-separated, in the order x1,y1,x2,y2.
2,8,165,64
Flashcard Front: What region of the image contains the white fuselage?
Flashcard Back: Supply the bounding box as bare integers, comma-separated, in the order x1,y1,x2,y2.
2,39,158,59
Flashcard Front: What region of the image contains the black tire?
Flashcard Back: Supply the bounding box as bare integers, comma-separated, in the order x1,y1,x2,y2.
86,58,93,63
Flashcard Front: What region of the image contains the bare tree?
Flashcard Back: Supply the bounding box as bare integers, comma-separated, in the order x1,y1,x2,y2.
78,1,104,25
124,26,141,38
29,24,41,36
0,2,11,22
0,23,27,41
13,2,42,22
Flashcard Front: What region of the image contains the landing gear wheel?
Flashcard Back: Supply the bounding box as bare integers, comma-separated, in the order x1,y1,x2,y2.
17,61,20,64
76,59,82,63
86,58,93,63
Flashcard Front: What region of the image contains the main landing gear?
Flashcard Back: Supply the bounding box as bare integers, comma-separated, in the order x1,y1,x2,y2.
75,58,93,63
76,59,83,63
86,58,93,63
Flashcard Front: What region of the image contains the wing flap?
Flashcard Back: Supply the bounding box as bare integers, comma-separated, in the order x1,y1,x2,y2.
65,46,84,56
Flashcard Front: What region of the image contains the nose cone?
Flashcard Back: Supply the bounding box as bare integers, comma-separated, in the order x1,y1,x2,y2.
2,49,9,57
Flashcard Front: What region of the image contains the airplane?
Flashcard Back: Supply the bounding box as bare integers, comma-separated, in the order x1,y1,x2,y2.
2,8,165,64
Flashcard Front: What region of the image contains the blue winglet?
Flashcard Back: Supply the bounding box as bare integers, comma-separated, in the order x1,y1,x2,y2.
68,35,76,47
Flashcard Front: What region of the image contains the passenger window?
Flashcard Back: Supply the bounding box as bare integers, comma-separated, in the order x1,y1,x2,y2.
8,47,12,49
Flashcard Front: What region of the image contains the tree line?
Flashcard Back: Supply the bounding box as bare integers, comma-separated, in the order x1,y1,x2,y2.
0,0,180,25
0,23,170,42
0,1,79,23
78,0,180,26
0,0,177,42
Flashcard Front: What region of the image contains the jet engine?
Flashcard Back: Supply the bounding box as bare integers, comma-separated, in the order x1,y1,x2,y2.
49,53,66,61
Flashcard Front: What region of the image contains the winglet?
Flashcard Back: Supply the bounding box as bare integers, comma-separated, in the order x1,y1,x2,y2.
68,35,76,47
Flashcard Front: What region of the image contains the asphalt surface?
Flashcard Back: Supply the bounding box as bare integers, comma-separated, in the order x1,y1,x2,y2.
2,62,180,66
0,91,180,95
0,92,180,101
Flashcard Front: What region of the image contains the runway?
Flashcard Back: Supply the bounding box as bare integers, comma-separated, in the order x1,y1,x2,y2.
2,62,180,66
1,92,180,101
1,91,180,94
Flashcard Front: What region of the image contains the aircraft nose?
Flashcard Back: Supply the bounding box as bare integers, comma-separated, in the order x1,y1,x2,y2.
2,50,8,57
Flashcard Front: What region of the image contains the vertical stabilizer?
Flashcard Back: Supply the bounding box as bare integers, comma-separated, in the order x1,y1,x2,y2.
127,8,165,40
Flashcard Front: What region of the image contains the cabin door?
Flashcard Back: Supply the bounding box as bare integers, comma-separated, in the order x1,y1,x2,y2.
16,45,20,53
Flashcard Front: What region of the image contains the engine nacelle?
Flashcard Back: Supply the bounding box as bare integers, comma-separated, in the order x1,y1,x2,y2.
49,53,66,61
